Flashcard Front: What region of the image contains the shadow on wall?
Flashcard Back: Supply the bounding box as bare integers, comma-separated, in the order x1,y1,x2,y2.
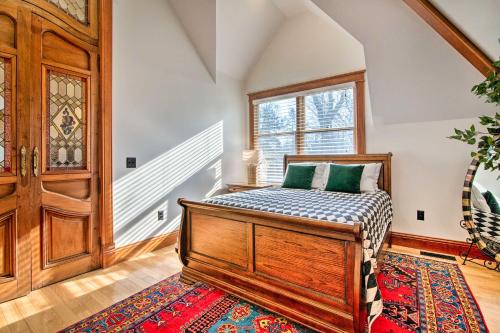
113,121,224,247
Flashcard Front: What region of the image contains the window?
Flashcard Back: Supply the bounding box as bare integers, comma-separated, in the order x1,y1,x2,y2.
249,71,365,183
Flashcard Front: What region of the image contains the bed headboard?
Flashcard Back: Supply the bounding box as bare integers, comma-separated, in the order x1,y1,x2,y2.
283,153,393,196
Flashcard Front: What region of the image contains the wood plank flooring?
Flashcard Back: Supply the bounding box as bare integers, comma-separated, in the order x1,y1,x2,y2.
0,244,498,332
0,245,182,333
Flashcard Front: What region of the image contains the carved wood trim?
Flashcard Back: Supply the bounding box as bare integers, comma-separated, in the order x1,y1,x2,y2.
23,0,99,41
0,7,17,51
403,0,494,76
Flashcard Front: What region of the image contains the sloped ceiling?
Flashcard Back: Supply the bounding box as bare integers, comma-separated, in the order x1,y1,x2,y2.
270,0,309,18
245,9,364,92
429,0,500,60
169,0,498,87
312,0,496,124
168,0,216,80
169,0,284,81
216,0,284,80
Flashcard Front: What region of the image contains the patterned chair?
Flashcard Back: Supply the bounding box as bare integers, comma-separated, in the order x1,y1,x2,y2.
461,158,500,271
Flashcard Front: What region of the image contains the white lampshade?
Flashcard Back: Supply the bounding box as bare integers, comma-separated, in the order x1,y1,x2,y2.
242,150,262,165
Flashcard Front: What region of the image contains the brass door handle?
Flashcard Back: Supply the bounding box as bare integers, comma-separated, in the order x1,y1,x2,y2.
33,147,39,177
20,146,27,177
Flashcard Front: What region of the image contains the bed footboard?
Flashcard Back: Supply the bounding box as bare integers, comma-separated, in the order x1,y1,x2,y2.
177,198,365,333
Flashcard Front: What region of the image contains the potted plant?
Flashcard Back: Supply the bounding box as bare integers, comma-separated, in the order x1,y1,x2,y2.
449,60,500,172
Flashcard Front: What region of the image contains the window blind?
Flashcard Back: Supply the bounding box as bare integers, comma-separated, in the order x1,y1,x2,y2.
253,86,355,183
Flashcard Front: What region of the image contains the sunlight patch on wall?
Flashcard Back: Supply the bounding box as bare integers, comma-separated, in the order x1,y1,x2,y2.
205,159,223,198
113,121,224,246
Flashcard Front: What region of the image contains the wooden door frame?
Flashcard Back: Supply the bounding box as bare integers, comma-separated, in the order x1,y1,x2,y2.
99,0,114,259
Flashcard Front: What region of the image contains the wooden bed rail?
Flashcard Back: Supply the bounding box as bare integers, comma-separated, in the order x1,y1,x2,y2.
177,198,363,236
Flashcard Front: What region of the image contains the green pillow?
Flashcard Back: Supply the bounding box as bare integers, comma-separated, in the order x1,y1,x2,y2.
325,164,365,194
482,191,500,214
282,165,317,189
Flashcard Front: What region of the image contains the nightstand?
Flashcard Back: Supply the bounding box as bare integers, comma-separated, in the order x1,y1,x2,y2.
226,182,274,193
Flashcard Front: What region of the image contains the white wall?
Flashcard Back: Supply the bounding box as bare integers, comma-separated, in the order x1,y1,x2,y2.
113,0,245,246
168,0,216,81
246,12,365,92
366,113,477,239
246,2,496,241
216,0,284,80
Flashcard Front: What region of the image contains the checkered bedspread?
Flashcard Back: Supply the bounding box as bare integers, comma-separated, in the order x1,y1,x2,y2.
205,187,393,330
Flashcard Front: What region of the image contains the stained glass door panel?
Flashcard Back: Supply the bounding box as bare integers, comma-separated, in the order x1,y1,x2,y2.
45,68,88,172
0,53,17,302
0,56,12,174
45,0,88,24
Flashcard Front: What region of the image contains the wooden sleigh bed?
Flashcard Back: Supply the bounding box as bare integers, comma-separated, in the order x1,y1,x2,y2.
177,154,392,333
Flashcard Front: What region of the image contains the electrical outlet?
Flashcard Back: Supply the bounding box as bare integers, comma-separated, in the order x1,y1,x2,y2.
158,210,164,221
417,210,425,221
126,157,136,168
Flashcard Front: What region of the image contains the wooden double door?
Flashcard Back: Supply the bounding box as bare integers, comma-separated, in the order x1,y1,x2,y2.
0,0,101,302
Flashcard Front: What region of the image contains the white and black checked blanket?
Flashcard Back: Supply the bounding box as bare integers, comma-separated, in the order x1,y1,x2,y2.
205,187,393,330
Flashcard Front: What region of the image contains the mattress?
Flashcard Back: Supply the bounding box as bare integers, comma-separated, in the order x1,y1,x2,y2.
206,187,392,254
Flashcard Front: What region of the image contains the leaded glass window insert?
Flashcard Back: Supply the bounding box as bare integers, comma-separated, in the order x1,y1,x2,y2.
0,57,12,173
46,0,88,24
47,70,87,171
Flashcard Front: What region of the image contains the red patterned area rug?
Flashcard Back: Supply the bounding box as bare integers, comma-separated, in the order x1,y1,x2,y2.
60,273,314,333
61,253,489,333
373,252,489,333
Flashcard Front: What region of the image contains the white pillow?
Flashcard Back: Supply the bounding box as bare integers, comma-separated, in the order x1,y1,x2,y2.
471,184,491,212
324,163,382,192
284,163,328,189
360,163,382,192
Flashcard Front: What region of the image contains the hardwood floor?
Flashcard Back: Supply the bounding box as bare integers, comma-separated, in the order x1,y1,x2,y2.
0,244,498,332
0,245,182,333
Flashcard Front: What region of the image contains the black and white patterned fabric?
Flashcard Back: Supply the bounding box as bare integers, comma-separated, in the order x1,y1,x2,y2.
472,209,500,240
205,187,393,331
